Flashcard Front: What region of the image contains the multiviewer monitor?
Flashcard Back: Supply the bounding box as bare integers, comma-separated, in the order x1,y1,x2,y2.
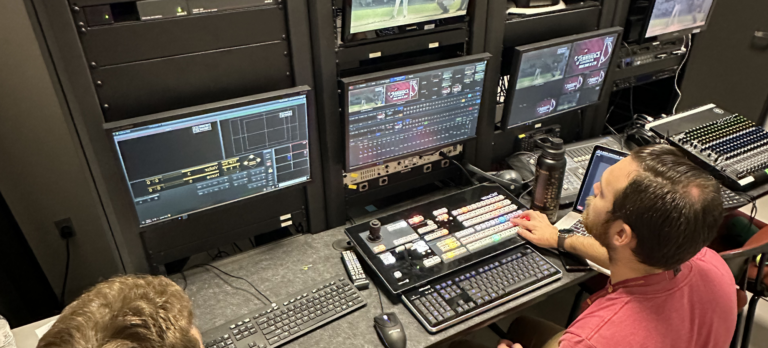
502,28,622,129
105,87,313,226
345,0,468,35
341,53,491,171
645,0,715,38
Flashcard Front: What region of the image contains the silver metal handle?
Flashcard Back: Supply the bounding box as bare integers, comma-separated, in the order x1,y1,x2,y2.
756,31,768,39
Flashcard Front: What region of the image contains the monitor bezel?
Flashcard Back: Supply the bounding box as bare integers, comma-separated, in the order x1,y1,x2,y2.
340,53,492,172
642,0,718,41
573,145,629,213
501,27,624,130
103,86,314,227
341,0,469,42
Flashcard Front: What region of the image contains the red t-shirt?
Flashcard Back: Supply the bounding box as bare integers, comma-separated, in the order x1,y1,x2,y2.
559,248,737,348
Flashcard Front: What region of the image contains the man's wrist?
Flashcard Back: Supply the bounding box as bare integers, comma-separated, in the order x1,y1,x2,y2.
557,229,574,252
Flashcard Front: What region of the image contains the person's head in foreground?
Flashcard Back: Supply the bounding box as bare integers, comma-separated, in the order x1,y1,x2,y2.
38,275,203,348
579,144,723,270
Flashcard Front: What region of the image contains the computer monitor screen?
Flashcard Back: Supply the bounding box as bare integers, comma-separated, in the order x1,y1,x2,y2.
347,0,468,35
342,54,490,171
503,28,621,129
108,89,312,226
574,147,627,212
646,0,715,38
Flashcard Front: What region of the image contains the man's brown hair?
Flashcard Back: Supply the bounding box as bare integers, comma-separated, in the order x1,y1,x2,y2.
609,144,723,270
38,275,200,348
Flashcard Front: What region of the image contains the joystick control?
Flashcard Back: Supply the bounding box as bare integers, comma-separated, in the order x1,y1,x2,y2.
367,219,382,242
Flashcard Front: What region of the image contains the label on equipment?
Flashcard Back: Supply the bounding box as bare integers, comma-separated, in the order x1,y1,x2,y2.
738,176,755,186
281,221,292,227
280,214,291,220
192,123,212,133
369,52,382,58
429,42,439,48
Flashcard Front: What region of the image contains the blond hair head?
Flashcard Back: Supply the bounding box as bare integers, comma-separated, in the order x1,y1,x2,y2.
38,275,200,348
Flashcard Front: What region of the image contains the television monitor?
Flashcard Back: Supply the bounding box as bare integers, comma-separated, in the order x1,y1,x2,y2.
105,87,313,226
344,0,468,37
502,28,622,129
645,0,716,38
341,53,491,171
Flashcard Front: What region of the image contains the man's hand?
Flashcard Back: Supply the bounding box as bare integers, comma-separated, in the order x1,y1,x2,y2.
512,210,559,249
498,339,523,348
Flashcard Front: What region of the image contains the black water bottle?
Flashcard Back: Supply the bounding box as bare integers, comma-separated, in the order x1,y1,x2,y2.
532,137,566,223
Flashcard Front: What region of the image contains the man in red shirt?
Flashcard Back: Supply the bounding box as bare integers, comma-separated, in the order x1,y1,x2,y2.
492,145,736,348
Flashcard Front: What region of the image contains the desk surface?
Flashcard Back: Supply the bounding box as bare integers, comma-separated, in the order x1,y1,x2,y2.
13,187,591,348
178,226,593,348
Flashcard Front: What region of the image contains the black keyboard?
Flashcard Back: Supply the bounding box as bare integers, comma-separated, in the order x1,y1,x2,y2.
721,186,750,209
202,276,366,348
402,245,562,332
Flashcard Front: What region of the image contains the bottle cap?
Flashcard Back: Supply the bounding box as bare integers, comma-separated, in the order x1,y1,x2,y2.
535,137,565,160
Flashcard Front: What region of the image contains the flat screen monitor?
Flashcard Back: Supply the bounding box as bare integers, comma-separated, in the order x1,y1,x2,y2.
341,54,491,171
645,0,715,38
502,28,622,129
345,0,468,36
105,87,313,226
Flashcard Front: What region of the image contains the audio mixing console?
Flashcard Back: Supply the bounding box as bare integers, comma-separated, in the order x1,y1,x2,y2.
649,105,768,191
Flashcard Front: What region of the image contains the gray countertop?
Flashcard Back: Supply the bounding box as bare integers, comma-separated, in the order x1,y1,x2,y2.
176,226,594,348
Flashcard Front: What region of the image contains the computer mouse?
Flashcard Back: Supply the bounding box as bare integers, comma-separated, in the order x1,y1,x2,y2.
374,313,406,348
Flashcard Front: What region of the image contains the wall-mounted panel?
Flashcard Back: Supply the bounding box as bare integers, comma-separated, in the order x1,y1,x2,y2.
93,41,293,121
81,6,286,66
337,29,467,70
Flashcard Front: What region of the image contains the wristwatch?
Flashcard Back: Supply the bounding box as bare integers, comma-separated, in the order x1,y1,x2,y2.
557,228,575,253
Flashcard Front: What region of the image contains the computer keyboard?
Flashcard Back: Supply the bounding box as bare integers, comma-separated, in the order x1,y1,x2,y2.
202,276,366,348
402,245,562,332
569,219,589,237
721,186,750,210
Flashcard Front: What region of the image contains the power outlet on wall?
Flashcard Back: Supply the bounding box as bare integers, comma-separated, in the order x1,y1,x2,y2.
54,218,76,239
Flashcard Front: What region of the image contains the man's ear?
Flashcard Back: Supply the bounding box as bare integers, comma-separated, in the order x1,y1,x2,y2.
613,221,633,247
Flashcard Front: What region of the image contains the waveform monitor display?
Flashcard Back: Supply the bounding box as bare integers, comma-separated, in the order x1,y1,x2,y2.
342,55,490,170
109,90,312,226
646,0,714,38
503,28,621,129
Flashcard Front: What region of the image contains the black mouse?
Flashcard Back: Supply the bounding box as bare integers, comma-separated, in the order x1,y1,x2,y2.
374,313,406,348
